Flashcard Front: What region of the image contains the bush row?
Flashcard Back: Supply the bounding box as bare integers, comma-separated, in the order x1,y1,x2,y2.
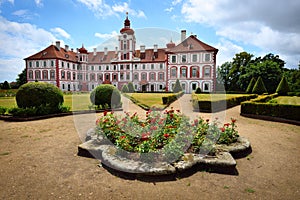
162,91,184,105
241,102,300,121
122,93,152,110
250,93,278,103
192,94,258,113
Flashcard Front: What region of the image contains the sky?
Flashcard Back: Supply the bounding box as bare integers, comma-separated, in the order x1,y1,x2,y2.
0,0,299,82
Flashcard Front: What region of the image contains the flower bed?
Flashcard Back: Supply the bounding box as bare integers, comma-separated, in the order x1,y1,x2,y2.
95,109,239,163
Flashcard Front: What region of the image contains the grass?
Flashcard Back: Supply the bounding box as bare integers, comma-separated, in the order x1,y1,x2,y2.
192,94,252,101
126,93,174,109
0,97,17,108
272,96,300,105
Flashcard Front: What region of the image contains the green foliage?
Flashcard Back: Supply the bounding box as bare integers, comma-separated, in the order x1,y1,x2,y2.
172,79,183,93
162,91,184,105
8,104,70,117
90,84,121,108
0,106,6,115
276,76,290,95
252,77,267,95
2,81,10,89
16,68,27,88
127,82,135,93
121,84,129,93
246,77,256,94
16,82,64,114
195,87,202,94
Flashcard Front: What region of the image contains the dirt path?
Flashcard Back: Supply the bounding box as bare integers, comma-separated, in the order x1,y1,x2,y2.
0,96,299,199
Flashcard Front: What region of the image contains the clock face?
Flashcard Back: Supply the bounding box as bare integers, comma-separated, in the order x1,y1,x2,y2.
123,34,127,39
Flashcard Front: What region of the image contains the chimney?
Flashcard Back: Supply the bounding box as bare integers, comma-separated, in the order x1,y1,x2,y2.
115,47,118,54
154,44,158,52
181,30,186,42
140,45,145,53
71,48,74,52
104,47,108,56
56,41,60,50
65,45,69,51
93,48,97,56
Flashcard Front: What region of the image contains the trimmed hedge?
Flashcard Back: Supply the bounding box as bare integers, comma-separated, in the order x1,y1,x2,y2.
162,91,184,105
276,76,290,96
192,94,258,113
252,76,267,94
241,102,300,121
250,93,278,103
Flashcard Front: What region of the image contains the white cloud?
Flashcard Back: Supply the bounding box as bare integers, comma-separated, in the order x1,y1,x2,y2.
164,7,173,12
35,0,43,7
181,0,300,68
214,39,244,66
0,16,58,82
51,27,71,39
94,31,118,40
172,0,182,6
77,0,146,18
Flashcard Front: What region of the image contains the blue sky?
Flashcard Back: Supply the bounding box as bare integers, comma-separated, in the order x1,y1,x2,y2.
0,0,299,82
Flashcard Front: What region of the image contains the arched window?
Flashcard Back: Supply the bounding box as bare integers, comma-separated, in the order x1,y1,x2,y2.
190,66,199,78
61,71,65,79
203,66,211,77
35,70,41,80
42,70,48,80
180,66,187,78
171,67,177,78
50,70,55,80
67,71,71,80
28,70,33,79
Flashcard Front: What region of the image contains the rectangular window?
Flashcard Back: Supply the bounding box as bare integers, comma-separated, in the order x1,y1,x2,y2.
29,62,32,68
134,74,138,80
61,71,65,79
192,68,197,77
91,66,94,71
67,72,71,80
62,62,64,67
192,54,197,62
50,71,55,79
134,64,138,70
205,53,211,62
123,54,127,59
113,74,117,81
150,73,155,80
160,63,163,70
43,61,47,67
91,74,95,81
204,68,210,77
171,55,176,63
171,68,176,77
151,64,154,70
126,73,130,80
182,55,187,63
73,73,76,80
142,74,146,80
126,65,130,70
36,61,39,67
120,65,124,70
192,83,197,90
105,74,109,80
67,63,70,69
182,68,187,77
73,64,75,70
142,64,146,70
99,66,101,70
43,71,48,79
204,83,209,91
86,66,89,71
51,60,54,67
114,65,117,71
120,73,124,80
106,66,109,70
86,74,89,81
159,73,163,80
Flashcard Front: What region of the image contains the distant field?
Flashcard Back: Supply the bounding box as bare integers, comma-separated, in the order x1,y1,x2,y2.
272,96,300,105
192,94,252,101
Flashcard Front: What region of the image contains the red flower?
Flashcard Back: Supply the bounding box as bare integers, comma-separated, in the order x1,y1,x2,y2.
150,126,158,131
141,133,150,141
103,110,108,116
120,135,126,139
206,119,209,123
231,118,237,123
194,119,199,125
220,127,225,132
164,133,170,138
224,123,230,127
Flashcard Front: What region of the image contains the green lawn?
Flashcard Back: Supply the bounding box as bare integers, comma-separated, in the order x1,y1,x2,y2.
0,97,17,108
192,94,252,101
272,96,300,105
126,93,174,109
0,94,92,111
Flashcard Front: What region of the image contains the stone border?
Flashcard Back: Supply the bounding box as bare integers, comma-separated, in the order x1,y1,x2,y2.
78,136,251,176
241,113,300,126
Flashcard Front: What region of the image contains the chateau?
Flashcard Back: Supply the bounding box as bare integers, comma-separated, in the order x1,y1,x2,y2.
25,14,218,93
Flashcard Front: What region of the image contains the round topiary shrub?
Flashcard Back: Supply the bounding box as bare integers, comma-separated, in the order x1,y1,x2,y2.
90,84,121,108
16,82,64,113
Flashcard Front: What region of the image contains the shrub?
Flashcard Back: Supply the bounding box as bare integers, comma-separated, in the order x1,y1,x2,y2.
173,79,183,93
121,84,129,93
90,84,121,109
162,91,184,105
195,87,202,94
252,76,267,95
16,82,63,113
0,106,6,115
127,82,135,93
276,76,290,96
246,77,256,94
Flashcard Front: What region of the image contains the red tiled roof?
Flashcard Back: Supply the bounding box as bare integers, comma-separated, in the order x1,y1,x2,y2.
135,48,166,62
78,45,88,54
168,35,218,53
24,45,78,62
88,51,117,64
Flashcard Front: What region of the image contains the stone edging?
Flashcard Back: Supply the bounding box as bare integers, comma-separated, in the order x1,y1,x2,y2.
78,136,251,176
241,113,300,126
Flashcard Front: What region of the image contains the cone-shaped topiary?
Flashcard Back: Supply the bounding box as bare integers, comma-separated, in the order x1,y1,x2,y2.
246,77,256,94
127,82,135,93
90,84,121,108
121,84,129,93
195,87,202,94
173,79,183,93
16,82,64,113
252,76,268,95
276,76,290,96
